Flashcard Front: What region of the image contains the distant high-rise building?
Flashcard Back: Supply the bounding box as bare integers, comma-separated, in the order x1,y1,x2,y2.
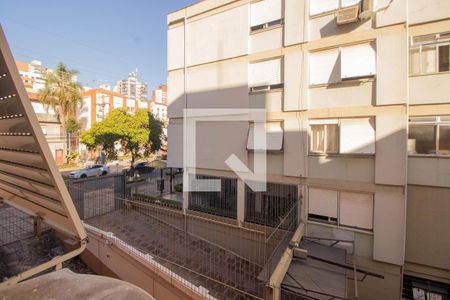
117,71,148,102
16,60,50,93
151,84,167,105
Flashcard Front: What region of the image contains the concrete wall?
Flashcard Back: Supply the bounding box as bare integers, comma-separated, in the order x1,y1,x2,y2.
284,0,306,46
409,0,450,25
284,49,305,111
376,0,406,28
186,4,248,66
167,70,185,119
250,27,283,54
308,81,375,109
249,91,283,112
373,190,406,266
283,117,306,177
409,73,450,105
408,157,450,188
376,28,407,105
194,121,248,170
308,155,375,183
187,59,248,109
375,110,407,186
405,185,450,271
308,13,372,41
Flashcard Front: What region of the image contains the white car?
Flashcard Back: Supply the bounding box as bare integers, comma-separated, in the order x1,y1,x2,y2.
69,164,110,179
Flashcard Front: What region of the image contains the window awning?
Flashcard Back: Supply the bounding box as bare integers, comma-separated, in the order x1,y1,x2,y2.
282,239,348,300
247,121,283,151
0,25,86,242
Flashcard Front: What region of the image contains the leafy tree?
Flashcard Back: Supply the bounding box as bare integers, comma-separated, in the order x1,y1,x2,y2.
80,108,163,166
38,63,83,158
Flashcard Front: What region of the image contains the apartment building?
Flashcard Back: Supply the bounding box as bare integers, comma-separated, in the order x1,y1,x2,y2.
167,0,450,299
15,60,66,164
117,71,148,102
151,84,168,105
80,88,151,130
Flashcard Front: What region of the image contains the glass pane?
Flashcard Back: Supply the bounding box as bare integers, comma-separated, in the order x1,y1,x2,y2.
311,125,325,153
421,46,437,73
409,47,421,75
438,45,450,72
439,126,450,155
408,125,437,154
326,124,339,153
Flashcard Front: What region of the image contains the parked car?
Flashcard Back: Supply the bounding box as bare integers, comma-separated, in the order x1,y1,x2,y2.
124,162,154,177
69,164,110,179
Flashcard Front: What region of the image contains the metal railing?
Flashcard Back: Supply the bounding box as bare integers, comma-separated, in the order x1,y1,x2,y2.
65,175,299,300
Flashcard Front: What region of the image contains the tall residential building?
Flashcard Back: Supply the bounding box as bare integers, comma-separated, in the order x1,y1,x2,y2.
117,71,148,102
167,1,450,299
151,84,168,105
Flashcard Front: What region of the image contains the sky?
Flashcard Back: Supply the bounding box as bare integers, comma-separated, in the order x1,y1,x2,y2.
0,0,195,93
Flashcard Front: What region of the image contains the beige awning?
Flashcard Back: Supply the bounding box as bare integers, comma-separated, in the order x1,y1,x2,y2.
0,25,86,241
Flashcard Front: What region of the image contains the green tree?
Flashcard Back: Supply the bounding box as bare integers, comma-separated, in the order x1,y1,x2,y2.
38,63,83,158
80,108,163,166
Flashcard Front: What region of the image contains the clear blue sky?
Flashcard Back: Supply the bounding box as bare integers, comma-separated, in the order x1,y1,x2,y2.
0,0,195,93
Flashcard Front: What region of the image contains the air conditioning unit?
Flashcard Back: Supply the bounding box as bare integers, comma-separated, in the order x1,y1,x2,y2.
360,0,375,19
336,5,360,25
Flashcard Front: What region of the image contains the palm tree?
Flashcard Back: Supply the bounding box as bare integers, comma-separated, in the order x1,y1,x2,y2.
38,63,83,161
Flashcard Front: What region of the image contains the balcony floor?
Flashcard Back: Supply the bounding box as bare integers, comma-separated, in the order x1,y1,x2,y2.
86,208,265,300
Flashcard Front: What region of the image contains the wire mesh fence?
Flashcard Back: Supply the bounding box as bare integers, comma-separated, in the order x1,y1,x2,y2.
65,171,300,300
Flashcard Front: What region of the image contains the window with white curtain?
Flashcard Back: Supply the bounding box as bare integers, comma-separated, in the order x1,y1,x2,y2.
309,49,340,85
309,117,375,155
309,42,376,85
250,0,283,32
308,188,338,223
249,58,283,91
247,121,283,151
341,42,376,80
339,118,375,154
308,188,374,231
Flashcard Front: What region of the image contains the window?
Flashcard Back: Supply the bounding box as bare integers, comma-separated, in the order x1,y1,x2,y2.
308,188,338,223
408,116,450,155
310,120,339,154
309,118,375,155
309,49,340,85
249,58,283,92
309,0,361,16
339,192,373,230
247,121,283,151
341,43,376,80
308,188,374,231
250,0,283,33
309,42,376,85
409,32,450,75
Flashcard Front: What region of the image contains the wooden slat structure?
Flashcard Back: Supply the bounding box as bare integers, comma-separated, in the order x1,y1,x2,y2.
0,24,86,242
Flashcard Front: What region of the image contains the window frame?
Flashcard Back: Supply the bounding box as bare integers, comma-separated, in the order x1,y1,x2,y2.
309,42,376,87
307,187,374,232
409,32,450,76
408,116,450,156
248,57,284,94
250,0,284,33
308,117,375,156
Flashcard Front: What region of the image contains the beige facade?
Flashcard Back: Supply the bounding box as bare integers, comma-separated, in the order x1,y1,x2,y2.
167,0,450,299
